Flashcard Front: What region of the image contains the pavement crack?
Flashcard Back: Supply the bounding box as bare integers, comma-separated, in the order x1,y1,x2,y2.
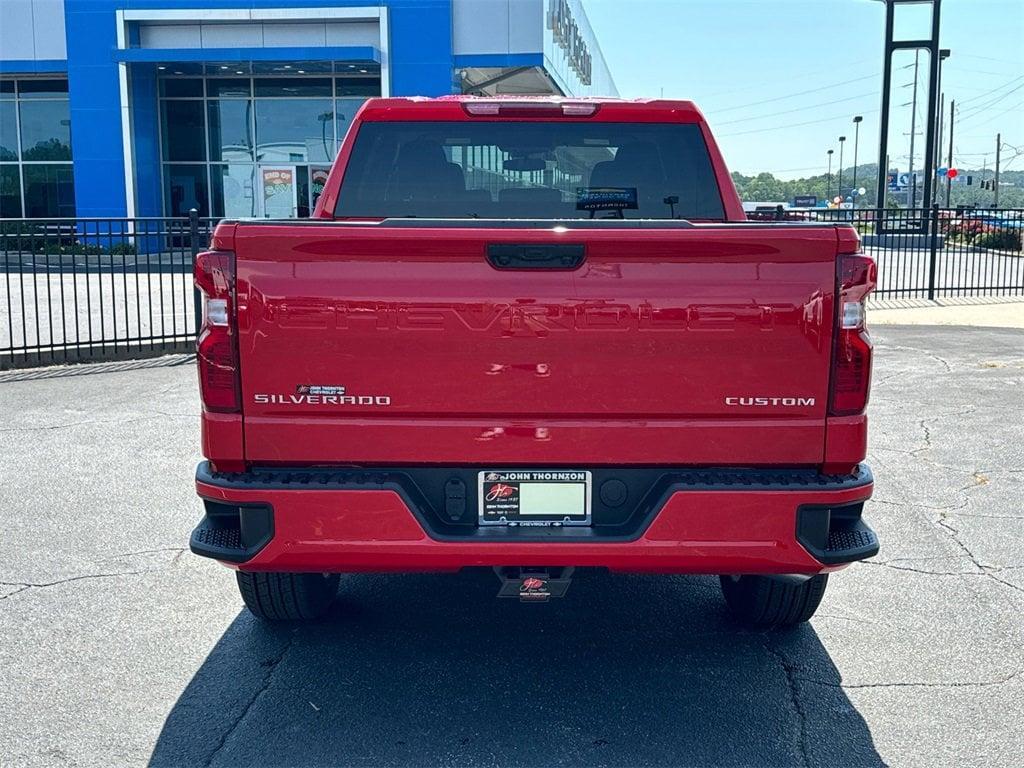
99,547,187,562
0,568,162,598
801,669,1020,690
872,496,970,514
985,573,1024,595
876,343,953,372
950,512,1024,520
0,548,186,606
0,414,192,433
761,637,810,768
202,630,298,767
0,585,32,600
933,518,1024,597
910,409,976,456
860,561,983,577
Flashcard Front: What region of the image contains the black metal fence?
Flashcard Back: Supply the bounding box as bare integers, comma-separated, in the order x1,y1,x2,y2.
1,207,1023,369
746,205,1024,300
1,212,214,369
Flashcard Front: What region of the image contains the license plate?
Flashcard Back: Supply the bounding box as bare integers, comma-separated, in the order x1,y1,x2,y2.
478,470,591,526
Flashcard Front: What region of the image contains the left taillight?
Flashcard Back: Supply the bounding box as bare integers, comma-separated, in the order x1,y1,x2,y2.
829,248,877,417
194,250,239,413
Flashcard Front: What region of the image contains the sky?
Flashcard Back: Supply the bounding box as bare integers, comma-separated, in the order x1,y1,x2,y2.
584,0,1024,180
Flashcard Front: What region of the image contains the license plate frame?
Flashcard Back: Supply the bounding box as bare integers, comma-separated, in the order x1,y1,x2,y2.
478,470,592,527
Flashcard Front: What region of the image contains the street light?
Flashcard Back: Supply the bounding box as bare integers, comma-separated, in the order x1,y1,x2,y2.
852,116,863,209
827,149,834,199
837,136,847,200
935,48,951,205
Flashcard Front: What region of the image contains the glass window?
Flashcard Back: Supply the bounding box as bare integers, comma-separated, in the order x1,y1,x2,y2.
1,165,22,217
18,79,69,98
158,75,378,218
19,100,71,161
334,98,364,150
0,81,14,97
336,78,379,97
210,164,256,218
335,121,726,220
22,164,75,217
208,100,253,161
254,78,331,98
160,79,203,98
0,100,18,160
295,164,311,218
255,98,333,163
309,165,331,211
161,100,206,161
164,164,209,217
207,79,251,98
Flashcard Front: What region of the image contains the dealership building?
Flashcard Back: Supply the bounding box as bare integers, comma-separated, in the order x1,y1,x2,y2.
0,0,616,220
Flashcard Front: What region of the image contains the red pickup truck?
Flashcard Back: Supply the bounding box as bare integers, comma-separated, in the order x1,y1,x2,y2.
190,96,878,626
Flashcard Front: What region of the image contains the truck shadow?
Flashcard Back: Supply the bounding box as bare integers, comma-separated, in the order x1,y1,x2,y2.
148,570,885,767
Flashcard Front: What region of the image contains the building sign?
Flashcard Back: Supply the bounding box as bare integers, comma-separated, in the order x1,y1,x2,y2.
548,0,592,85
793,195,817,208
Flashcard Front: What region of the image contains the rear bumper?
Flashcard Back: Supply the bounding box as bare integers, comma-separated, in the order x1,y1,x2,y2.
192,462,877,574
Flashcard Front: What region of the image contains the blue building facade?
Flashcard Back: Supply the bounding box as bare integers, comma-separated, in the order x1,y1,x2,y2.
0,0,616,219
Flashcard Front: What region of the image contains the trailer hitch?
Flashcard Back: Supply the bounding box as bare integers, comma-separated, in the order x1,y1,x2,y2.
494,566,575,603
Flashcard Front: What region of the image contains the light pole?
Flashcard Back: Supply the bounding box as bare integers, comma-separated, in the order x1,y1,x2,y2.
852,116,863,209
838,136,847,201
827,149,834,200
934,48,951,204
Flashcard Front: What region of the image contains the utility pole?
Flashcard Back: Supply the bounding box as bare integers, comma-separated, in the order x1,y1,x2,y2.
933,48,951,204
908,49,920,209
838,136,846,199
852,116,863,210
934,93,943,204
945,98,954,207
993,133,1001,208
827,149,834,200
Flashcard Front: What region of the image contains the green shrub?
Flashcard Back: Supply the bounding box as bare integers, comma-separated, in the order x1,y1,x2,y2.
109,242,138,255
973,231,1022,251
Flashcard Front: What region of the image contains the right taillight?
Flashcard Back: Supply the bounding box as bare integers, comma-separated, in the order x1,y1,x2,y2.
829,250,877,416
194,250,240,413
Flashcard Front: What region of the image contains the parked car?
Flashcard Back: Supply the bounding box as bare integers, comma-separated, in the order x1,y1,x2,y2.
190,97,879,627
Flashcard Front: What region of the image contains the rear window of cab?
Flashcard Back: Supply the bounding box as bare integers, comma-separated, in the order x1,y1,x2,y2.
334,121,725,221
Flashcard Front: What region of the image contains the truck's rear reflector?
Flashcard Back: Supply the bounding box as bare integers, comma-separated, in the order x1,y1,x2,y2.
194,250,240,413
829,250,877,417
462,101,599,118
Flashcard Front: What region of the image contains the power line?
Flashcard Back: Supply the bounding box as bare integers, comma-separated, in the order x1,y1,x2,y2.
957,98,1024,132
958,53,1024,66
945,66,1024,78
954,74,1024,106
957,81,1024,123
718,108,880,138
697,58,879,107
712,92,877,127
705,73,880,115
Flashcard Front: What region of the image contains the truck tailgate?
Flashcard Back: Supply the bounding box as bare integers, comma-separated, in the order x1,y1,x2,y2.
234,224,838,465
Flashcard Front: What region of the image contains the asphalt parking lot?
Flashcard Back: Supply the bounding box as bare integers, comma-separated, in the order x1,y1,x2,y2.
1,325,1022,768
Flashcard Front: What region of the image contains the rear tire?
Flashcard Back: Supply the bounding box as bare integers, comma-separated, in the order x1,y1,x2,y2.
719,574,828,627
236,571,339,621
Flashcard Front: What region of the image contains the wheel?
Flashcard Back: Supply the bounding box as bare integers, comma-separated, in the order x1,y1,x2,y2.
719,574,828,627
235,571,339,621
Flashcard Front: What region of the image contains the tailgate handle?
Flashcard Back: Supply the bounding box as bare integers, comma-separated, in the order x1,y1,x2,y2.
487,243,585,270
